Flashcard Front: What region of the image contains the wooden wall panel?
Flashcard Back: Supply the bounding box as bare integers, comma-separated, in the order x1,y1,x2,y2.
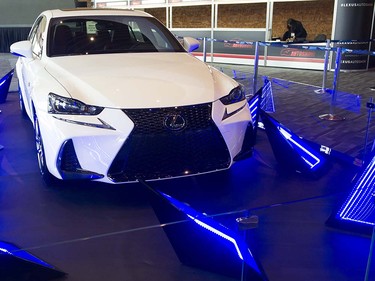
272,0,334,40
145,8,167,25
146,0,334,41
172,5,212,28
217,3,267,28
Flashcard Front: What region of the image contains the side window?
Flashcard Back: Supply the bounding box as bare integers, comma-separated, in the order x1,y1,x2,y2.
150,28,169,49
128,21,144,43
29,16,47,58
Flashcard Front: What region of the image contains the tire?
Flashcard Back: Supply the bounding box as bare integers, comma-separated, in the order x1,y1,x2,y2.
18,84,27,118
33,112,59,186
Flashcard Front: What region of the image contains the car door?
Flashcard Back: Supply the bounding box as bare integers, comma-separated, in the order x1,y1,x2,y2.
19,15,47,118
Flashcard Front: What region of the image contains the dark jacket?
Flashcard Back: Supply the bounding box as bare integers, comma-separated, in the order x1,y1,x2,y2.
282,19,307,42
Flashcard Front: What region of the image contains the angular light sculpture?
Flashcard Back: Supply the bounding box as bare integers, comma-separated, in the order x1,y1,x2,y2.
328,152,375,234
0,69,14,103
260,110,328,176
248,87,262,131
301,137,362,167
0,241,66,280
145,183,268,281
233,86,263,161
260,77,275,113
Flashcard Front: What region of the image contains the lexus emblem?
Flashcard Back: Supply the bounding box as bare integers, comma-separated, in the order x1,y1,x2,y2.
164,114,186,131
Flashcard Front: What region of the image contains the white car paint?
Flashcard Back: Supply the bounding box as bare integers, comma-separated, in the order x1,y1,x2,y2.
11,8,254,184
44,53,236,108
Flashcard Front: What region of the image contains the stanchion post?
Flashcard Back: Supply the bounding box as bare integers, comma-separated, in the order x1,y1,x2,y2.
363,98,374,162
252,41,260,96
202,37,207,63
319,47,345,121
315,39,331,94
322,39,330,91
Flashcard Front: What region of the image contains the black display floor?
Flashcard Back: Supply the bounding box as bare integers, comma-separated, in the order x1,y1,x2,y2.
1,90,374,281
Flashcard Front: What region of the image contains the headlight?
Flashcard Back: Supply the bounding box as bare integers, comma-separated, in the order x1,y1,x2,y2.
220,85,246,105
48,93,104,115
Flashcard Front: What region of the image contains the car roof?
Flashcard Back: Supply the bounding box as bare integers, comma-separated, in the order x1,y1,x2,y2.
47,8,152,18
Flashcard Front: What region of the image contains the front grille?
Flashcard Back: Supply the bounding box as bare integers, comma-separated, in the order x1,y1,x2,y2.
108,103,231,182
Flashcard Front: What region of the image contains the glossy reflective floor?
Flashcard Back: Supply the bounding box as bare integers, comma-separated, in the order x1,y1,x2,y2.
0,53,375,281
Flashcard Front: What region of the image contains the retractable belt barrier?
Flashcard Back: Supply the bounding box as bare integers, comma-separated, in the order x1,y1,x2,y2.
196,37,374,113
197,37,375,57
192,36,375,161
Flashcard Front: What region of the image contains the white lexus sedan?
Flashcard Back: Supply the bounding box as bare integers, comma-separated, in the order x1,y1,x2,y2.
10,8,254,185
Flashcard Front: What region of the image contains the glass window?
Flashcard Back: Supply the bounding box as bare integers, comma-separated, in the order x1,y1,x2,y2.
48,16,185,57
29,16,47,58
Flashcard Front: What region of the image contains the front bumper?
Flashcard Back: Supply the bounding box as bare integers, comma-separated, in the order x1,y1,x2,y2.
39,100,252,184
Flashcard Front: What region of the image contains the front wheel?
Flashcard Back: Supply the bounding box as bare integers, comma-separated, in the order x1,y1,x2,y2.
34,112,58,186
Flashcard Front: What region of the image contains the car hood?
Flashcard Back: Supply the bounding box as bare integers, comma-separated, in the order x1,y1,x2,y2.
45,53,237,108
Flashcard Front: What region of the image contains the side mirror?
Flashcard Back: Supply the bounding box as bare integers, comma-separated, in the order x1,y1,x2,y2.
183,37,200,53
10,41,33,58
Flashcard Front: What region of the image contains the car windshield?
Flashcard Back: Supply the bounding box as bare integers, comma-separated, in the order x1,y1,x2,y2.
48,16,185,57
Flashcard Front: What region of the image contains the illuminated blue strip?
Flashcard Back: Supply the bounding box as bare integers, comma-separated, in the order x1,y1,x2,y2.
0,70,13,87
278,126,321,170
0,242,54,268
337,154,375,226
248,96,259,128
161,192,261,274
0,247,11,254
341,160,375,217
187,214,244,260
10,52,26,58
261,80,275,113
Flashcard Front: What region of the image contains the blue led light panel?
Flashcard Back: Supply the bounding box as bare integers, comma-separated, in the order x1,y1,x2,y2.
248,86,263,130
266,111,325,171
249,94,260,129
160,192,263,276
261,77,275,113
337,153,375,226
145,181,268,280
278,126,322,170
